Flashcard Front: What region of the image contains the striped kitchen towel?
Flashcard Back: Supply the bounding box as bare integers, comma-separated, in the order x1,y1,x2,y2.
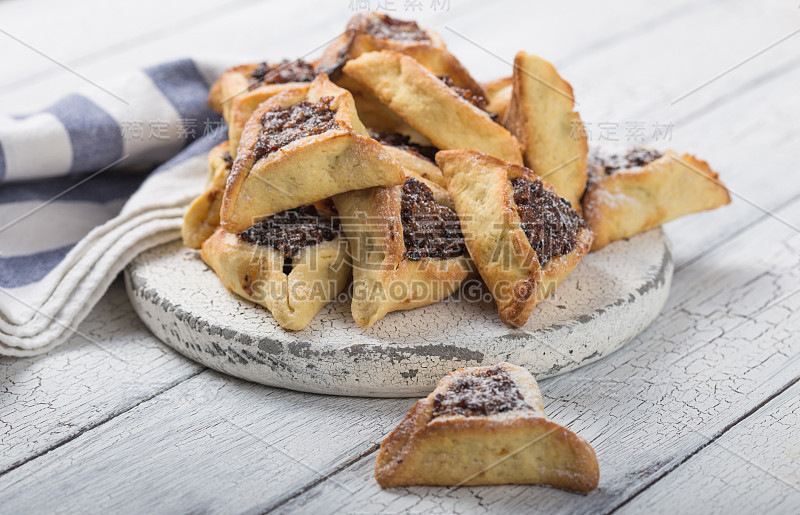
0,58,234,356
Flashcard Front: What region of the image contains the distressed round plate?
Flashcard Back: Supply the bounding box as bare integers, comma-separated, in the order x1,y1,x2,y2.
125,229,672,397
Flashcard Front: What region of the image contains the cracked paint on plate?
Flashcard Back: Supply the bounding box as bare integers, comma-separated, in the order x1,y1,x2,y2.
125,229,672,397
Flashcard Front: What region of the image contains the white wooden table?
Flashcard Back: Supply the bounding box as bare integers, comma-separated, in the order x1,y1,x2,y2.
2,0,799,513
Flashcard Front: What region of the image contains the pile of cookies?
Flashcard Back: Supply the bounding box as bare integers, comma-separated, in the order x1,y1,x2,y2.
182,12,731,331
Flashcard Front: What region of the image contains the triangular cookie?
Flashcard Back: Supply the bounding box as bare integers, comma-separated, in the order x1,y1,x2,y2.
343,50,523,164
201,204,351,331
503,51,588,210
437,150,593,328
208,59,315,131
375,362,599,492
318,13,483,140
333,172,471,327
220,73,405,233
583,146,731,250
317,12,482,95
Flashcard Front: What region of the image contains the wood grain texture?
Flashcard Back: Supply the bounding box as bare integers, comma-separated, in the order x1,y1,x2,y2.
663,62,800,269
0,0,699,113
618,380,800,514
0,369,416,513
0,0,258,92
0,0,491,113
0,280,201,474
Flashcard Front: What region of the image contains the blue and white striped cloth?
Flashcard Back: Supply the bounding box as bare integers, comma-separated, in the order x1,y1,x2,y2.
0,58,235,356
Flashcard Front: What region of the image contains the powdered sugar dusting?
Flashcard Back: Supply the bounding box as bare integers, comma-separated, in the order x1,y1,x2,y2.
588,145,663,176
432,365,529,418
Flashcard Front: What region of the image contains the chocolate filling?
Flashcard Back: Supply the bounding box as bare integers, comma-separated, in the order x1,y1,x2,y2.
365,15,430,42
511,177,586,266
400,177,465,261
253,97,338,162
248,59,315,90
368,130,438,162
589,146,663,176
238,205,339,263
438,75,495,120
432,365,529,418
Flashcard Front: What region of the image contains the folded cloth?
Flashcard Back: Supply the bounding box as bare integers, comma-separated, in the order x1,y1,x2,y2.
0,58,234,356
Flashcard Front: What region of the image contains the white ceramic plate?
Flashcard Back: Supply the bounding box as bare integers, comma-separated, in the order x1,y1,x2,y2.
125,229,672,397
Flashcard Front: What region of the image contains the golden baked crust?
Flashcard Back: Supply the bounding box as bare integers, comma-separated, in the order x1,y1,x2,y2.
337,73,431,143
200,224,351,331
583,148,731,251
483,76,513,121
343,51,523,164
437,149,593,328
367,129,444,187
208,63,254,118
318,12,483,95
208,61,316,156
208,62,312,121
380,144,445,187
220,73,405,234
503,52,588,209
375,362,599,492
483,76,513,96
226,83,312,158
182,141,233,249
333,173,472,328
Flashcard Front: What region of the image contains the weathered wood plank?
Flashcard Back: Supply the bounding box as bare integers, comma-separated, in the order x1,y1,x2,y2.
447,1,800,122
0,0,486,112
576,2,800,122
272,197,800,513
618,381,800,514
0,0,257,91
0,0,698,112
0,369,417,514
0,279,203,473
433,0,697,81
663,61,800,268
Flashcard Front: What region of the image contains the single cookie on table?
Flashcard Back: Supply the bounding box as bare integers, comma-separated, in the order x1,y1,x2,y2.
333,172,472,328
482,76,513,121
583,146,731,251
343,50,523,164
437,150,593,328
503,51,588,210
375,362,599,492
220,73,405,234
182,141,234,249
200,205,351,331
368,129,445,187
208,59,316,154
317,11,483,96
